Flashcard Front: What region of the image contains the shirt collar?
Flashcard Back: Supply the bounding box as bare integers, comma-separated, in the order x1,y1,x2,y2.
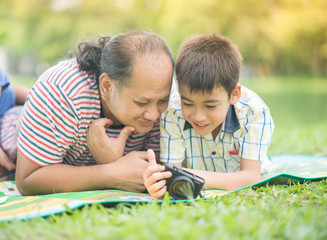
183,105,240,133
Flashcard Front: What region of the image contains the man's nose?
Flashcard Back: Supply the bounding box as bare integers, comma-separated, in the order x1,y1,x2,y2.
144,105,160,121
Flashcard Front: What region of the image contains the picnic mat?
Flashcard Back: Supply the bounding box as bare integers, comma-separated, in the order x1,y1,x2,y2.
0,155,326,222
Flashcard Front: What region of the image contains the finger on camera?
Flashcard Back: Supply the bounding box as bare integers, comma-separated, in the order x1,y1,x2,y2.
149,184,167,199
146,149,157,166
143,164,164,179
151,170,171,182
147,179,166,193
151,188,167,199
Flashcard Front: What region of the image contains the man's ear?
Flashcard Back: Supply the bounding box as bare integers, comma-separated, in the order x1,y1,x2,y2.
230,84,241,105
99,73,113,100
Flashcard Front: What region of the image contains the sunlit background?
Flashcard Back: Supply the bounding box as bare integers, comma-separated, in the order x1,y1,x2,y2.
0,0,326,78
0,0,326,155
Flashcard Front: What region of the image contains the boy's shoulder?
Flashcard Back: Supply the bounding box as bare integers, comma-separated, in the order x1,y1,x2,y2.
236,85,270,114
161,105,186,129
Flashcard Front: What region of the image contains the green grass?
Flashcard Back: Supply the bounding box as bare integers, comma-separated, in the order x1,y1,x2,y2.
1,76,326,239
1,180,326,239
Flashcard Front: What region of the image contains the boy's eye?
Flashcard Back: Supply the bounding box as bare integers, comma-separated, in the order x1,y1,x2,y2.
182,102,193,107
206,105,217,109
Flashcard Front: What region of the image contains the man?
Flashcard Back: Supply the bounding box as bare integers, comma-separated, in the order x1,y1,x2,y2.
15,31,175,195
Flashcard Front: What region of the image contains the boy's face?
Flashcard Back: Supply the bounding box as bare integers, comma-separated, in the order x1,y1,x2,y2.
179,83,240,138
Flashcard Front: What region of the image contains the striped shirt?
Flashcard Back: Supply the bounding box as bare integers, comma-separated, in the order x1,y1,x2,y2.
17,59,160,166
160,86,274,174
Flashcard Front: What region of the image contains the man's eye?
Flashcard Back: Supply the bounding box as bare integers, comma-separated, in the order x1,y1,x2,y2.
135,101,147,106
158,99,169,104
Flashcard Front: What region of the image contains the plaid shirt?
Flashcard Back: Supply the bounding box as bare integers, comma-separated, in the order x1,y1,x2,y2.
160,86,274,174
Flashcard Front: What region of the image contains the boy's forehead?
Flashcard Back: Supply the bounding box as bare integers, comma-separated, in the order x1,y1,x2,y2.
179,83,227,96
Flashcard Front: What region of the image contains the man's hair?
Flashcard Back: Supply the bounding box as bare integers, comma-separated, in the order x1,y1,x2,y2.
69,30,174,87
175,34,242,96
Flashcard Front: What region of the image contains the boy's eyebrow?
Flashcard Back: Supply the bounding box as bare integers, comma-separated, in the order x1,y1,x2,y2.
204,99,220,103
181,96,220,104
181,96,193,102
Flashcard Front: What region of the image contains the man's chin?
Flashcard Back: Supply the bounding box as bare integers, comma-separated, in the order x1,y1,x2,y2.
133,125,154,134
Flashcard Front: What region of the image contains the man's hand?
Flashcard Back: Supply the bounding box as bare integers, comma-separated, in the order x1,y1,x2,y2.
108,151,151,192
87,118,135,164
143,149,172,198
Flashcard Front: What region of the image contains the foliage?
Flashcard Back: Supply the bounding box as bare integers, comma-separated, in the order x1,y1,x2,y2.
1,0,327,77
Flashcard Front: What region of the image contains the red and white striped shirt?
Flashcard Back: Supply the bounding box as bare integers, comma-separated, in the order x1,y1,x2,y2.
17,59,160,166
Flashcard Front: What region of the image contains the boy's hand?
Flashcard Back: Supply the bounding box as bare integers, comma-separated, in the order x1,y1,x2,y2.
87,118,135,164
143,149,172,198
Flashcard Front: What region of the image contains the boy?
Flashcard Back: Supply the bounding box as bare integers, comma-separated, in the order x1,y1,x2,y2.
144,34,274,198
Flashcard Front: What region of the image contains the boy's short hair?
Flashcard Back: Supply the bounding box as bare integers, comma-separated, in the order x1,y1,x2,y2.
176,34,243,97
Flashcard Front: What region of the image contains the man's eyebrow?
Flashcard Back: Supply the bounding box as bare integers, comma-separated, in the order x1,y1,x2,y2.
160,94,170,100
135,94,170,102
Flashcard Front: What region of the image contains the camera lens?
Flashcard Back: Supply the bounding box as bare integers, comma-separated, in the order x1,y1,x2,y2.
169,176,195,200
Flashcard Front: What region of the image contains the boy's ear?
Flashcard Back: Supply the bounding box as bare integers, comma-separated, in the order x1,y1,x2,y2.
99,73,113,100
230,84,241,105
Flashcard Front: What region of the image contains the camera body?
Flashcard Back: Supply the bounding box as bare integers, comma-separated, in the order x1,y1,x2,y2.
164,163,205,200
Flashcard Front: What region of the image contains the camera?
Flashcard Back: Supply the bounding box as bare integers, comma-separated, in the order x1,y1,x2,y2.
164,163,205,200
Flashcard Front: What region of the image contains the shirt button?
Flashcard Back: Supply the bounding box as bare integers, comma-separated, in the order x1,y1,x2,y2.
211,151,216,155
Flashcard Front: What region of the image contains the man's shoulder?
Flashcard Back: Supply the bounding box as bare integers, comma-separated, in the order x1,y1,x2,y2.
34,59,98,99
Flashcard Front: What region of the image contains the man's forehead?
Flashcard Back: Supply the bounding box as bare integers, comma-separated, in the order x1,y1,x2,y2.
123,86,170,101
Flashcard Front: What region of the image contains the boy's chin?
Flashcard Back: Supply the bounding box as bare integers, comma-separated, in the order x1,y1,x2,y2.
193,128,211,136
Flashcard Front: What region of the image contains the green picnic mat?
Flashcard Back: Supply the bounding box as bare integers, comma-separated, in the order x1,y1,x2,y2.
0,155,326,222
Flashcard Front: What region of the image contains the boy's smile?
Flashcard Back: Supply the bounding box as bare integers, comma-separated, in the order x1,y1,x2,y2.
179,83,241,139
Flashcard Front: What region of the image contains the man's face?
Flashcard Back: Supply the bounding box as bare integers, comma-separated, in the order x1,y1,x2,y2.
101,55,173,134
180,84,238,139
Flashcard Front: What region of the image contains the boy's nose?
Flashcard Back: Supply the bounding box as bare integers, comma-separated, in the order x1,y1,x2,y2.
192,111,206,122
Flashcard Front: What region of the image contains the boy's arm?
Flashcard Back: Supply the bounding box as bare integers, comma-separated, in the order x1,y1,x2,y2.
16,148,150,195
182,158,261,191
144,158,260,198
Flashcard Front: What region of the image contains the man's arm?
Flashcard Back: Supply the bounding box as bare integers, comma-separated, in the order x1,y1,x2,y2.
15,149,150,195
